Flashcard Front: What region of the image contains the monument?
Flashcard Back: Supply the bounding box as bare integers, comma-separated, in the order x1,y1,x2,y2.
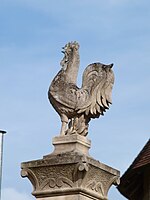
21,42,120,200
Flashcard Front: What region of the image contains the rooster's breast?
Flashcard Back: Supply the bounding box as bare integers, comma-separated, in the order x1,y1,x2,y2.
48,75,79,119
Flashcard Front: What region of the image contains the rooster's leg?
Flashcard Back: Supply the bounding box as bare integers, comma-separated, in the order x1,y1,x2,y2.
60,114,68,136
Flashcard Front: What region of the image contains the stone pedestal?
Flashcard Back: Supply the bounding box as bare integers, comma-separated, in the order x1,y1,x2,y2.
21,135,120,200
51,135,91,156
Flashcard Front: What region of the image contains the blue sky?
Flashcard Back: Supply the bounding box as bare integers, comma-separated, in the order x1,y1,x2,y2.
0,0,150,199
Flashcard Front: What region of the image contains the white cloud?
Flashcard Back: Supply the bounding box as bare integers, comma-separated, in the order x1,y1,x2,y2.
2,188,33,200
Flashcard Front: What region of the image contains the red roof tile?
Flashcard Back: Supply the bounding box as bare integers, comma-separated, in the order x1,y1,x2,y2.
131,139,150,169
117,138,150,199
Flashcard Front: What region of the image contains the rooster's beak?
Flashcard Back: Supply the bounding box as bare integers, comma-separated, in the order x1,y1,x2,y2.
110,63,113,68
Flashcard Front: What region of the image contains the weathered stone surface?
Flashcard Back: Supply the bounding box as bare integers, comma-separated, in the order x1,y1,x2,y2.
21,136,120,200
49,134,91,156
48,41,114,136
36,195,103,200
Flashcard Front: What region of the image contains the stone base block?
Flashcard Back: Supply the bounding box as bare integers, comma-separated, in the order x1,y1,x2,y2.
50,135,91,156
37,195,96,200
37,194,100,200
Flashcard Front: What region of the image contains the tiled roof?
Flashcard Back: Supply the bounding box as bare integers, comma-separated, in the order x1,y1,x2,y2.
117,138,150,199
130,138,150,169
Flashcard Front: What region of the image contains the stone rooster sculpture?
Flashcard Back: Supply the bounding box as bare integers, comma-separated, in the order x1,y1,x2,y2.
48,42,114,136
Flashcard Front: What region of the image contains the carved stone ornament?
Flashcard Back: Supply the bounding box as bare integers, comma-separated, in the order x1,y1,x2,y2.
21,151,120,200
48,41,114,136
